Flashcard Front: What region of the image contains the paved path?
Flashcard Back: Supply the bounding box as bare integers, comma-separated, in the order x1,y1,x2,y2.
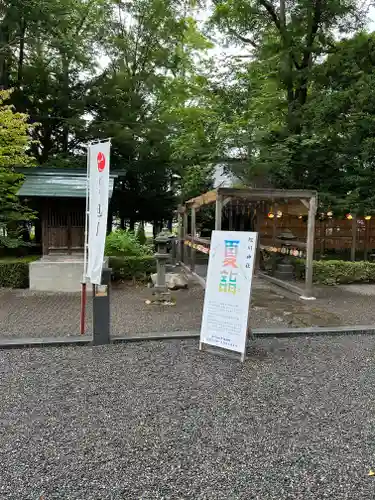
1,276,375,339
0,337,374,499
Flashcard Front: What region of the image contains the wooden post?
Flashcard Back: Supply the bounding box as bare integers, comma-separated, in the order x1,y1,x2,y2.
351,215,357,262
320,219,325,257
364,218,369,261
177,212,182,263
254,210,261,271
42,202,48,255
215,193,222,230
191,207,196,272
183,210,188,265
228,204,233,230
272,203,277,245
67,211,72,255
239,213,245,231
304,195,317,299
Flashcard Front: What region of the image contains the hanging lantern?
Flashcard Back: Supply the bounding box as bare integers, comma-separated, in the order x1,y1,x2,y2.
346,213,353,220
268,212,275,219
365,215,372,220
276,210,282,218
327,210,333,218
298,215,303,219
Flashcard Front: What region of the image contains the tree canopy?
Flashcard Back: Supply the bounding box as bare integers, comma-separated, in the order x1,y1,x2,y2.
1,0,375,234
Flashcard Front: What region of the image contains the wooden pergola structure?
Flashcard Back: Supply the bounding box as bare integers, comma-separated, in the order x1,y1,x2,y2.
179,187,318,299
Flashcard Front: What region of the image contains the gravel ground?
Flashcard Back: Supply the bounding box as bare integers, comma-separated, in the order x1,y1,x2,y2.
0,337,375,499
313,285,375,326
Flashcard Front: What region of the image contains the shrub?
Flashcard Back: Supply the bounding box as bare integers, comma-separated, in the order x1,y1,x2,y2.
105,230,152,257
0,255,38,288
109,256,156,281
135,224,147,245
295,258,375,285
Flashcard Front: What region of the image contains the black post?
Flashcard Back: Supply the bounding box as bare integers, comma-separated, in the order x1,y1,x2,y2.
92,267,111,345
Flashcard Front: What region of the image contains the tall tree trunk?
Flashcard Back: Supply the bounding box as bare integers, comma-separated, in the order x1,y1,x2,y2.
0,24,10,89
17,18,26,84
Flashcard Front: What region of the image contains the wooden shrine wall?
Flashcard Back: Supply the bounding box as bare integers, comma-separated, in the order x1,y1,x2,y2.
259,215,375,255
42,198,85,255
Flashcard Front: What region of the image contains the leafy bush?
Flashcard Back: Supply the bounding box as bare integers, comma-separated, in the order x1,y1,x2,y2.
0,255,38,288
135,224,147,245
295,258,375,285
109,256,156,281
105,230,152,257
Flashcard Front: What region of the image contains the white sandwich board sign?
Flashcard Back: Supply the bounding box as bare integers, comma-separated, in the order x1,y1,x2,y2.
199,230,258,361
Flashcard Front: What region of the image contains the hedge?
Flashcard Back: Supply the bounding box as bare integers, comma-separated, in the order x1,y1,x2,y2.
0,256,39,288
109,256,156,281
295,259,375,285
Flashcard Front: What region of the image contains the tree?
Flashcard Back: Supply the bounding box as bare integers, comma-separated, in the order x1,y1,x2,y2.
211,0,364,132
234,31,375,213
0,89,35,247
88,0,214,227
294,32,375,213
1,0,108,163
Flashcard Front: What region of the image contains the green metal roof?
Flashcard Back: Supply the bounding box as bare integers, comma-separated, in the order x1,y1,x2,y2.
17,170,115,199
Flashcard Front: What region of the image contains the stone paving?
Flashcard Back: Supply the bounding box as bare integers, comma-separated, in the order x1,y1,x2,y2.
1,276,375,339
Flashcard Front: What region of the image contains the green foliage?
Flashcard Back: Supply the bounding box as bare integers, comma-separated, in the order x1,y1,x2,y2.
0,89,33,167
3,0,374,232
180,165,214,202
109,256,156,282
105,230,152,257
135,225,147,246
295,259,375,285
0,89,36,248
86,0,213,225
209,1,374,211
0,256,38,288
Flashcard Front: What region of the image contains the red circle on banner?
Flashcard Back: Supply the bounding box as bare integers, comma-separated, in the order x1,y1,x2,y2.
97,152,106,172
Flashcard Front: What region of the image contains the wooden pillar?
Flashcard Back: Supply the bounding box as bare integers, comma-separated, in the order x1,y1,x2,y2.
254,210,261,271
228,204,233,230
191,206,196,272
364,218,369,261
177,212,182,263
304,195,317,298
67,212,72,255
320,219,326,257
351,215,357,262
272,203,277,245
42,202,48,255
183,210,188,265
215,193,222,230
239,213,245,231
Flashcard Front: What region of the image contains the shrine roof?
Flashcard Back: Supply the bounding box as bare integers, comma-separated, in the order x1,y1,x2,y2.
17,169,116,198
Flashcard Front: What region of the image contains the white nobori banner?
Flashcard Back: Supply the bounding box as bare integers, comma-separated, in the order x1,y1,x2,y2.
86,140,111,285
200,230,258,359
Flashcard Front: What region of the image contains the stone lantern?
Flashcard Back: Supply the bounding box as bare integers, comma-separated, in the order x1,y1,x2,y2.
154,230,171,292
275,230,297,281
